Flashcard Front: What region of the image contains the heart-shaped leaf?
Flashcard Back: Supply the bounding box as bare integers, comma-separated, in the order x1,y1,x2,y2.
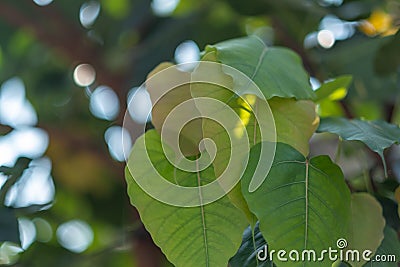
242,142,351,266
126,130,248,267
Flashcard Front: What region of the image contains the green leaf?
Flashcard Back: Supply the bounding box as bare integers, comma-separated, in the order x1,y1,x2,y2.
395,187,400,219
314,75,352,102
0,207,20,245
363,226,400,267
269,98,319,156
190,59,272,223
347,193,385,267
317,118,400,175
204,36,315,100
242,142,351,266
377,197,400,231
332,261,352,267
317,99,345,117
146,62,203,156
229,222,275,267
125,130,247,267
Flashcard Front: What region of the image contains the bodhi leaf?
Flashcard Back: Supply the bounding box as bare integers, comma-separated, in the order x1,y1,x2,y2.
146,62,203,156
125,130,248,267
347,193,385,267
190,57,273,224
241,97,319,157
229,222,275,267
317,118,400,175
242,142,351,266
314,75,352,102
269,97,319,156
204,35,315,100
364,226,400,267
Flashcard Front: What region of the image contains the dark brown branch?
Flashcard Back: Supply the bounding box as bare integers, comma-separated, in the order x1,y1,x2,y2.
271,16,317,77
0,124,12,136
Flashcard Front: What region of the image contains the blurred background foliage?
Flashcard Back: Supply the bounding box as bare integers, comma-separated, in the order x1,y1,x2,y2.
0,0,399,266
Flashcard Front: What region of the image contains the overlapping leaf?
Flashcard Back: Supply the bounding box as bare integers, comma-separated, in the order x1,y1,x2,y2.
146,62,203,156
229,223,274,267
269,98,319,156
125,130,247,267
347,193,385,267
317,118,400,174
242,142,351,266
365,226,400,267
314,75,352,102
204,35,315,100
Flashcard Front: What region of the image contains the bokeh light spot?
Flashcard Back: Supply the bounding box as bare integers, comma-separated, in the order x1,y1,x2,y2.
33,0,53,6
5,157,54,208
18,218,36,250
318,0,343,6
12,128,49,159
0,243,22,265
317,30,335,49
0,77,38,128
73,64,96,87
89,85,120,120
174,40,200,71
56,220,94,253
104,126,132,162
80,1,101,28
151,0,180,17
320,15,355,41
0,128,48,167
304,32,318,49
127,87,152,124
310,77,321,91
33,218,53,243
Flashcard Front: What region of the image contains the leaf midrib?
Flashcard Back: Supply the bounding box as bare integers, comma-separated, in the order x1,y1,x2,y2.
196,157,209,267
304,159,310,252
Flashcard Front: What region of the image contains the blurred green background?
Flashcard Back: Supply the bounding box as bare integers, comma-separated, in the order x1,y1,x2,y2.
0,0,399,266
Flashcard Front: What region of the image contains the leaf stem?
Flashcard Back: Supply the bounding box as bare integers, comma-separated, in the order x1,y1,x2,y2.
334,137,342,163
358,149,375,193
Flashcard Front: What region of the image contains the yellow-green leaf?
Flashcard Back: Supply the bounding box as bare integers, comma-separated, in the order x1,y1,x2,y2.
347,193,386,267
269,97,319,156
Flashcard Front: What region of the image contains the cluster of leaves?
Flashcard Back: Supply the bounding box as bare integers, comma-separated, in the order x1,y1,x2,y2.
125,36,400,266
